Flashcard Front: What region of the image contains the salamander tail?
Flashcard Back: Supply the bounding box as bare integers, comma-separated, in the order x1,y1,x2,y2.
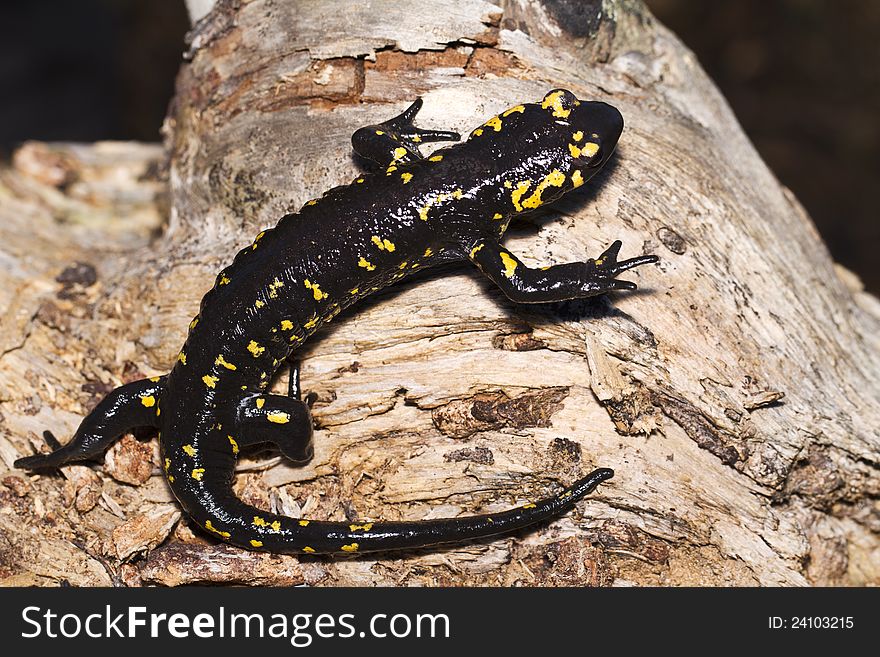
193,467,613,555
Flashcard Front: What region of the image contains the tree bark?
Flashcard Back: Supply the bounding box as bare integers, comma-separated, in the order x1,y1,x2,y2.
1,0,878,587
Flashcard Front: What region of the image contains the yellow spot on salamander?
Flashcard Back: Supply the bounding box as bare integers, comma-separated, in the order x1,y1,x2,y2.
511,180,532,212
215,355,237,370
299,519,310,527
385,165,398,174
218,273,231,285
503,180,512,189
375,130,384,135
280,319,294,331
177,352,187,365
189,317,199,330
371,236,396,252
349,523,374,532
358,257,376,271
140,395,155,408
256,398,265,409
485,116,502,131
401,172,413,184
341,543,359,553
493,213,503,220
417,189,463,221
251,230,266,250
304,315,319,329
572,130,584,142
164,458,171,472
271,520,281,532
580,142,600,158
253,516,268,527
228,436,239,454
412,135,422,143
469,243,485,259
156,406,161,416
423,248,433,257
472,128,484,137
303,279,327,301
247,340,265,357
267,411,290,424
571,170,584,187
429,154,443,162
502,104,526,116
306,199,318,206
303,546,316,553
392,146,407,162
204,520,229,538
167,475,174,482
523,502,537,509
202,374,219,389
356,177,365,183
250,540,263,548
191,468,205,481
182,444,197,457
541,90,570,118
398,261,408,269
521,169,565,209
149,376,161,383
500,252,518,278
255,299,265,309
571,141,599,160
349,287,359,295
268,277,285,298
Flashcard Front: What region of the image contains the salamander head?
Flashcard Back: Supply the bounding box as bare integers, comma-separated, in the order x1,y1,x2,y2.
471,89,624,214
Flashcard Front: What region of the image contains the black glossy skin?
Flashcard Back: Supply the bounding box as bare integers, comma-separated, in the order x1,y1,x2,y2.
16,90,657,555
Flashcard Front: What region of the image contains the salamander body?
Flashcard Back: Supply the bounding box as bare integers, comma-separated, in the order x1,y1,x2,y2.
17,90,657,554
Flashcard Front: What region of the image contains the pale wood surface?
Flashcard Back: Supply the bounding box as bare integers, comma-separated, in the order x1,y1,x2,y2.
1,0,878,586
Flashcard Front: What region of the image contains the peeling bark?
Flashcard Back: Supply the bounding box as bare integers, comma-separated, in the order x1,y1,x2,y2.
1,0,878,587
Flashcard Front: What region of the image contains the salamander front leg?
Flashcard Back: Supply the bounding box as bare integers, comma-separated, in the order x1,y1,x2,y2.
15,376,165,470
352,98,460,169
235,393,314,464
468,239,657,303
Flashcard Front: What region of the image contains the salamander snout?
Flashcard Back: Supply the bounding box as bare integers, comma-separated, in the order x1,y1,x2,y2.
571,100,624,169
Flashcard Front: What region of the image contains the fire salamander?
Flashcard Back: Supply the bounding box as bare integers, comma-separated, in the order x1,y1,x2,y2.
17,90,658,554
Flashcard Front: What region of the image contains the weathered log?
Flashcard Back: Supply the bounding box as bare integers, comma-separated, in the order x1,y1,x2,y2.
1,0,878,586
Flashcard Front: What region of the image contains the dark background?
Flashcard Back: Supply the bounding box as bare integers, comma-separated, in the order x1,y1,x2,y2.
1,0,877,293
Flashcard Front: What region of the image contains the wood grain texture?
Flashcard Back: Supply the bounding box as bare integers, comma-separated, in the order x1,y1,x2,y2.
1,0,878,586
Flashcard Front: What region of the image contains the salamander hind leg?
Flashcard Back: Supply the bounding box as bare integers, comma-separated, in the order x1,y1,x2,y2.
587,240,660,292
234,392,314,464
351,98,460,168
469,238,658,303
15,376,166,470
